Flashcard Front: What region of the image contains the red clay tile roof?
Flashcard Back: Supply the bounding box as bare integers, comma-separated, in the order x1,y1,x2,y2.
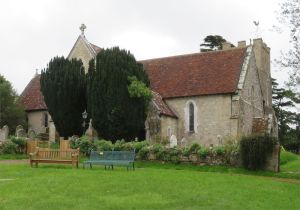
141,47,247,99
20,74,47,111
90,43,102,54
152,91,177,118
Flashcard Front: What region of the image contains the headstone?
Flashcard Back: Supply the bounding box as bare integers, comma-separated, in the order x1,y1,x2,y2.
15,125,27,138
85,119,98,140
0,125,9,142
181,138,187,147
170,134,177,148
28,129,36,139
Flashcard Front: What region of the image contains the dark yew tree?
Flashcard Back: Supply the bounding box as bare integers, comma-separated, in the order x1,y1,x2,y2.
87,47,151,142
200,35,233,52
40,57,86,138
0,74,26,132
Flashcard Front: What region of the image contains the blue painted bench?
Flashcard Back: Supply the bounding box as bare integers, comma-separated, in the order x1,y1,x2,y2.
83,150,135,170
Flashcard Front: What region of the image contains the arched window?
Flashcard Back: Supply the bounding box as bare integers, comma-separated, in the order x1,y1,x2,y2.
189,103,194,132
44,113,48,128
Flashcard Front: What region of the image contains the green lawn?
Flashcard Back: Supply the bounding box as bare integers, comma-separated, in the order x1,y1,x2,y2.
0,152,300,210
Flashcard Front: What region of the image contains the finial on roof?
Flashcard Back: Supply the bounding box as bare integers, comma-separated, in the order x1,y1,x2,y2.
80,24,86,36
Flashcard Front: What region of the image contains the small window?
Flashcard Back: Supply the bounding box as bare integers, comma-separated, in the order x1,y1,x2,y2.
189,103,194,132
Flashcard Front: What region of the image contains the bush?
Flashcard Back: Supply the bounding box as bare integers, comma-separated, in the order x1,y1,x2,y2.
122,142,134,151
182,147,190,157
138,146,149,160
213,146,225,156
113,139,126,151
1,140,17,154
198,148,209,159
240,135,278,170
94,139,113,151
10,136,26,153
133,141,149,153
189,143,201,153
70,136,96,156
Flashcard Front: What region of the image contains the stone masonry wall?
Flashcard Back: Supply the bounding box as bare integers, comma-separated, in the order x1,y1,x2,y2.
237,51,264,136
68,37,94,72
164,94,237,147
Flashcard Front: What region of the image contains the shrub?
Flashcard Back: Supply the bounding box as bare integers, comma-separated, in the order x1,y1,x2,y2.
138,146,149,160
240,135,278,170
122,142,134,151
1,140,17,154
213,146,225,156
152,143,164,154
70,136,96,156
133,141,149,153
113,139,126,151
182,147,190,157
10,136,26,153
198,148,209,159
169,147,181,164
94,139,113,151
189,143,201,153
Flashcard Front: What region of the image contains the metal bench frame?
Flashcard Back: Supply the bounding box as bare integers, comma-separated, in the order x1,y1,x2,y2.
83,150,135,170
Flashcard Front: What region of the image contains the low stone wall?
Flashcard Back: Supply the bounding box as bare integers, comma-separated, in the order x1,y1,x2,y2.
145,146,280,172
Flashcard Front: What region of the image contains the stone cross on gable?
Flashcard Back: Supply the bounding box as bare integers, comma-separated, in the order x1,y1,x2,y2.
80,24,86,35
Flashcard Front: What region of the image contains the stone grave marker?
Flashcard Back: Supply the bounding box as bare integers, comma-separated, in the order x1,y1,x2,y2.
0,125,9,142
170,134,177,148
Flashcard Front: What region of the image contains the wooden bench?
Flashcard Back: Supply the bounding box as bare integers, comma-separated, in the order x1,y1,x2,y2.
29,147,80,168
83,150,135,170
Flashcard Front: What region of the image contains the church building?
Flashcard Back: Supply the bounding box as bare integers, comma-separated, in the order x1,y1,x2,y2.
20,25,277,146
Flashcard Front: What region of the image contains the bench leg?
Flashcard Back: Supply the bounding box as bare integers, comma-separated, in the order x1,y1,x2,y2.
35,162,38,168
90,163,92,169
133,162,135,170
30,160,33,168
111,165,114,170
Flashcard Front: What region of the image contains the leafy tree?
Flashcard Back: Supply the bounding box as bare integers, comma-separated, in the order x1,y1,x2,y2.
272,78,300,152
200,35,233,52
87,47,151,141
40,57,86,138
276,0,300,88
0,74,26,133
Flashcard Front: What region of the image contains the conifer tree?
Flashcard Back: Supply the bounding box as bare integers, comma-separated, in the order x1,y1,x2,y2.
87,47,151,141
40,57,86,138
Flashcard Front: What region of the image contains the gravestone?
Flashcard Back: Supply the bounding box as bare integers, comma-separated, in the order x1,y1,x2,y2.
0,125,9,142
170,135,177,148
181,138,187,147
15,125,27,138
28,129,36,139
85,119,98,140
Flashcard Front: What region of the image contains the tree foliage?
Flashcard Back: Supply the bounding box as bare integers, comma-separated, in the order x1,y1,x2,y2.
0,74,26,132
276,0,300,88
87,47,151,141
200,35,233,52
272,78,300,152
40,57,86,138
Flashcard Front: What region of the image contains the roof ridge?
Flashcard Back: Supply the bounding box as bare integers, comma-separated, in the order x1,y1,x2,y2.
139,46,248,63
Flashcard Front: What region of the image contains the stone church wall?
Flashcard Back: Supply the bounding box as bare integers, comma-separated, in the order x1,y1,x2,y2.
165,94,236,147
237,51,264,136
27,111,49,134
68,37,94,72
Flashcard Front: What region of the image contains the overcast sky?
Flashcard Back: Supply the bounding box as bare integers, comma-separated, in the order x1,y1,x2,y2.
0,0,290,94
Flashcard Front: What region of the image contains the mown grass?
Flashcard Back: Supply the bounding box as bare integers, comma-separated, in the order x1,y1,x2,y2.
0,150,299,209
